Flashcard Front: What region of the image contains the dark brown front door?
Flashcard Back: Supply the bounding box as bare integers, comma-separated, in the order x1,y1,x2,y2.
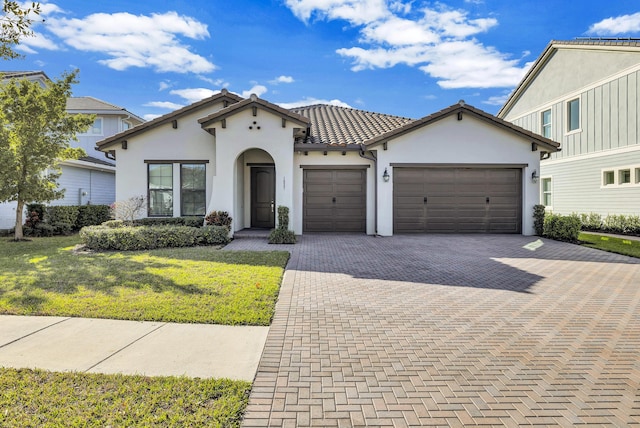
251,166,275,228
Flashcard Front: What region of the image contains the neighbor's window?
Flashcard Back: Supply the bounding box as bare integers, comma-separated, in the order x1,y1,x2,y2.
180,164,206,216
541,177,552,207
636,168,640,184
541,109,552,138
619,169,631,185
603,170,615,186
148,164,173,216
567,98,580,132
121,120,131,132
81,118,103,135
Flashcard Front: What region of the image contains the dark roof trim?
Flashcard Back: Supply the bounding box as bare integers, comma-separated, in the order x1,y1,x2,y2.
293,143,362,151
96,89,243,150
198,94,310,129
498,39,640,118
364,101,560,153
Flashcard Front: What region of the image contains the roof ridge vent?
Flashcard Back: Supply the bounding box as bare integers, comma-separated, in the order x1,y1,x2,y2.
458,99,465,106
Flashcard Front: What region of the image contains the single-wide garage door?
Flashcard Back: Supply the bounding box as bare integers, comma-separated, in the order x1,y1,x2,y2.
303,168,366,232
394,167,522,233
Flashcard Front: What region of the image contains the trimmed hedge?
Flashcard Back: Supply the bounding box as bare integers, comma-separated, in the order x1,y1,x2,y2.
533,204,545,237
579,213,640,236
77,205,111,228
133,217,204,228
543,213,581,242
269,206,296,244
80,225,230,251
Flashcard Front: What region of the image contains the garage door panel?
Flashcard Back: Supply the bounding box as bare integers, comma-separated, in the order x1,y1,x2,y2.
304,169,366,232
394,167,521,234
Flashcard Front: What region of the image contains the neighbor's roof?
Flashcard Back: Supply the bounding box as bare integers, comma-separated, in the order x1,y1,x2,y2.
1,70,51,81
291,104,414,147
97,89,243,149
78,155,115,167
365,101,560,153
67,96,144,123
498,38,640,118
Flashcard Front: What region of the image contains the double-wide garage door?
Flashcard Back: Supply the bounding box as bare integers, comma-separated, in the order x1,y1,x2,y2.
394,167,522,234
303,168,366,232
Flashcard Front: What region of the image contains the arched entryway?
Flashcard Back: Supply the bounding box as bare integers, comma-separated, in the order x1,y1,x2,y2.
234,148,276,230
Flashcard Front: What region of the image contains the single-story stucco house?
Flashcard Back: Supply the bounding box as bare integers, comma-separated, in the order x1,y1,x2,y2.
96,90,559,236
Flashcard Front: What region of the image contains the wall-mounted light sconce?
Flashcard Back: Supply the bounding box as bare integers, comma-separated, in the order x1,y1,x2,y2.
531,169,539,183
383,168,390,182
121,140,127,150
172,119,178,129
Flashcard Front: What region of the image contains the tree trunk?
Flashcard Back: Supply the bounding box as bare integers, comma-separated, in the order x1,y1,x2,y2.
14,200,24,240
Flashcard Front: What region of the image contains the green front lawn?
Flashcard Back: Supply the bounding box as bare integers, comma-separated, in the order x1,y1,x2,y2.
0,368,250,427
0,235,289,325
579,232,640,259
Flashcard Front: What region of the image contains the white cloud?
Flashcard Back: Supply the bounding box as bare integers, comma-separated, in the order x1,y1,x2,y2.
278,97,352,109
285,0,390,25
270,75,295,84
285,1,528,89
144,101,184,110
483,92,511,106
170,88,220,103
143,113,162,121
588,12,640,35
38,8,215,74
158,81,172,91
242,85,268,98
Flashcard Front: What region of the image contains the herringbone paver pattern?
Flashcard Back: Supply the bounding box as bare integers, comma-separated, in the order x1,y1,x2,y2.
228,235,640,427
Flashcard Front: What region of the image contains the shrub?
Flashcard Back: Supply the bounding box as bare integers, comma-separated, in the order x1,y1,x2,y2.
76,205,111,228
80,225,229,251
580,213,603,231
543,213,581,242
102,220,125,228
25,203,46,224
205,211,232,229
533,204,545,236
24,222,55,237
133,217,204,227
47,206,79,227
198,225,232,246
52,222,74,236
112,196,146,222
183,217,205,228
269,206,296,244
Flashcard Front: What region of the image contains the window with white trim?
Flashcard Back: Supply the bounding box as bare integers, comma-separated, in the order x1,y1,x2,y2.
541,177,552,207
619,169,631,185
603,170,615,186
148,164,173,216
636,168,640,184
541,109,551,139
81,118,103,136
567,98,580,132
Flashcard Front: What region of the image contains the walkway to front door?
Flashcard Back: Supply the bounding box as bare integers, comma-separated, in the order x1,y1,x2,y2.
227,234,640,427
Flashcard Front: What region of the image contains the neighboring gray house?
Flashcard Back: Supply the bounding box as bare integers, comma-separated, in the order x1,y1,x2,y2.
0,71,144,230
498,39,640,216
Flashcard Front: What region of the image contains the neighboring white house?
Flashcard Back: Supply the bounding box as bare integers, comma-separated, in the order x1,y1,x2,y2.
0,71,144,230
498,39,640,216
97,91,559,236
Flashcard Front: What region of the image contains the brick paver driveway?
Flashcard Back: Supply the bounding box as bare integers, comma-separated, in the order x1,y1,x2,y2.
229,234,640,427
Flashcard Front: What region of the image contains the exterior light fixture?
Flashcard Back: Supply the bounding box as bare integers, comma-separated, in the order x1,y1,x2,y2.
531,169,539,183
383,168,390,182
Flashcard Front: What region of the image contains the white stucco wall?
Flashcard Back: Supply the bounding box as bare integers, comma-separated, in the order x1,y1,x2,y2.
375,114,542,236
204,108,301,233
110,105,222,218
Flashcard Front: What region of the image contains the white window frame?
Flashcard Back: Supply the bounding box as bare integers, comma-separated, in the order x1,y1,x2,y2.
566,98,580,134
541,109,552,139
80,117,103,136
541,176,553,209
601,165,640,188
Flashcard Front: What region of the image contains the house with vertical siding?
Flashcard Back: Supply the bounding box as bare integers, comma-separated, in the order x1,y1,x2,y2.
498,39,640,216
0,71,144,230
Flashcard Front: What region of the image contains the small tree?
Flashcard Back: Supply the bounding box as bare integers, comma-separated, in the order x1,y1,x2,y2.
0,70,94,240
1,1,42,60
112,196,146,223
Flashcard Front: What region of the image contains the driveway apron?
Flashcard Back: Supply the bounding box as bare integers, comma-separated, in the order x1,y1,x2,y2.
228,234,640,427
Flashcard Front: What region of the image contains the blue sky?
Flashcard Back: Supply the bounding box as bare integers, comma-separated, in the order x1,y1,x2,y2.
7,0,640,120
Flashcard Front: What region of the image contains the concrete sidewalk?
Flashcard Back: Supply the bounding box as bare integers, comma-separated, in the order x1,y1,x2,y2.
0,315,268,381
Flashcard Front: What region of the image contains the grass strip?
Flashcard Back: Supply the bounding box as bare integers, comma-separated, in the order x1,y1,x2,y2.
579,233,640,259
0,367,250,427
0,236,289,325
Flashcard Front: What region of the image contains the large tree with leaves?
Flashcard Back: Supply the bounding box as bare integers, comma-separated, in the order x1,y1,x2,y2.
0,70,95,240
1,1,41,59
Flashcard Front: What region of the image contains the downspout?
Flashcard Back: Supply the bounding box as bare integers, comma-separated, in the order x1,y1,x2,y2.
359,145,378,236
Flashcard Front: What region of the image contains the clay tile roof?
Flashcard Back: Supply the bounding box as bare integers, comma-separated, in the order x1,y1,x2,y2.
291,104,414,146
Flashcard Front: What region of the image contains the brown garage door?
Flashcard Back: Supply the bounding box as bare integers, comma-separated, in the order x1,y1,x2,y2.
303,168,366,232
394,167,522,233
